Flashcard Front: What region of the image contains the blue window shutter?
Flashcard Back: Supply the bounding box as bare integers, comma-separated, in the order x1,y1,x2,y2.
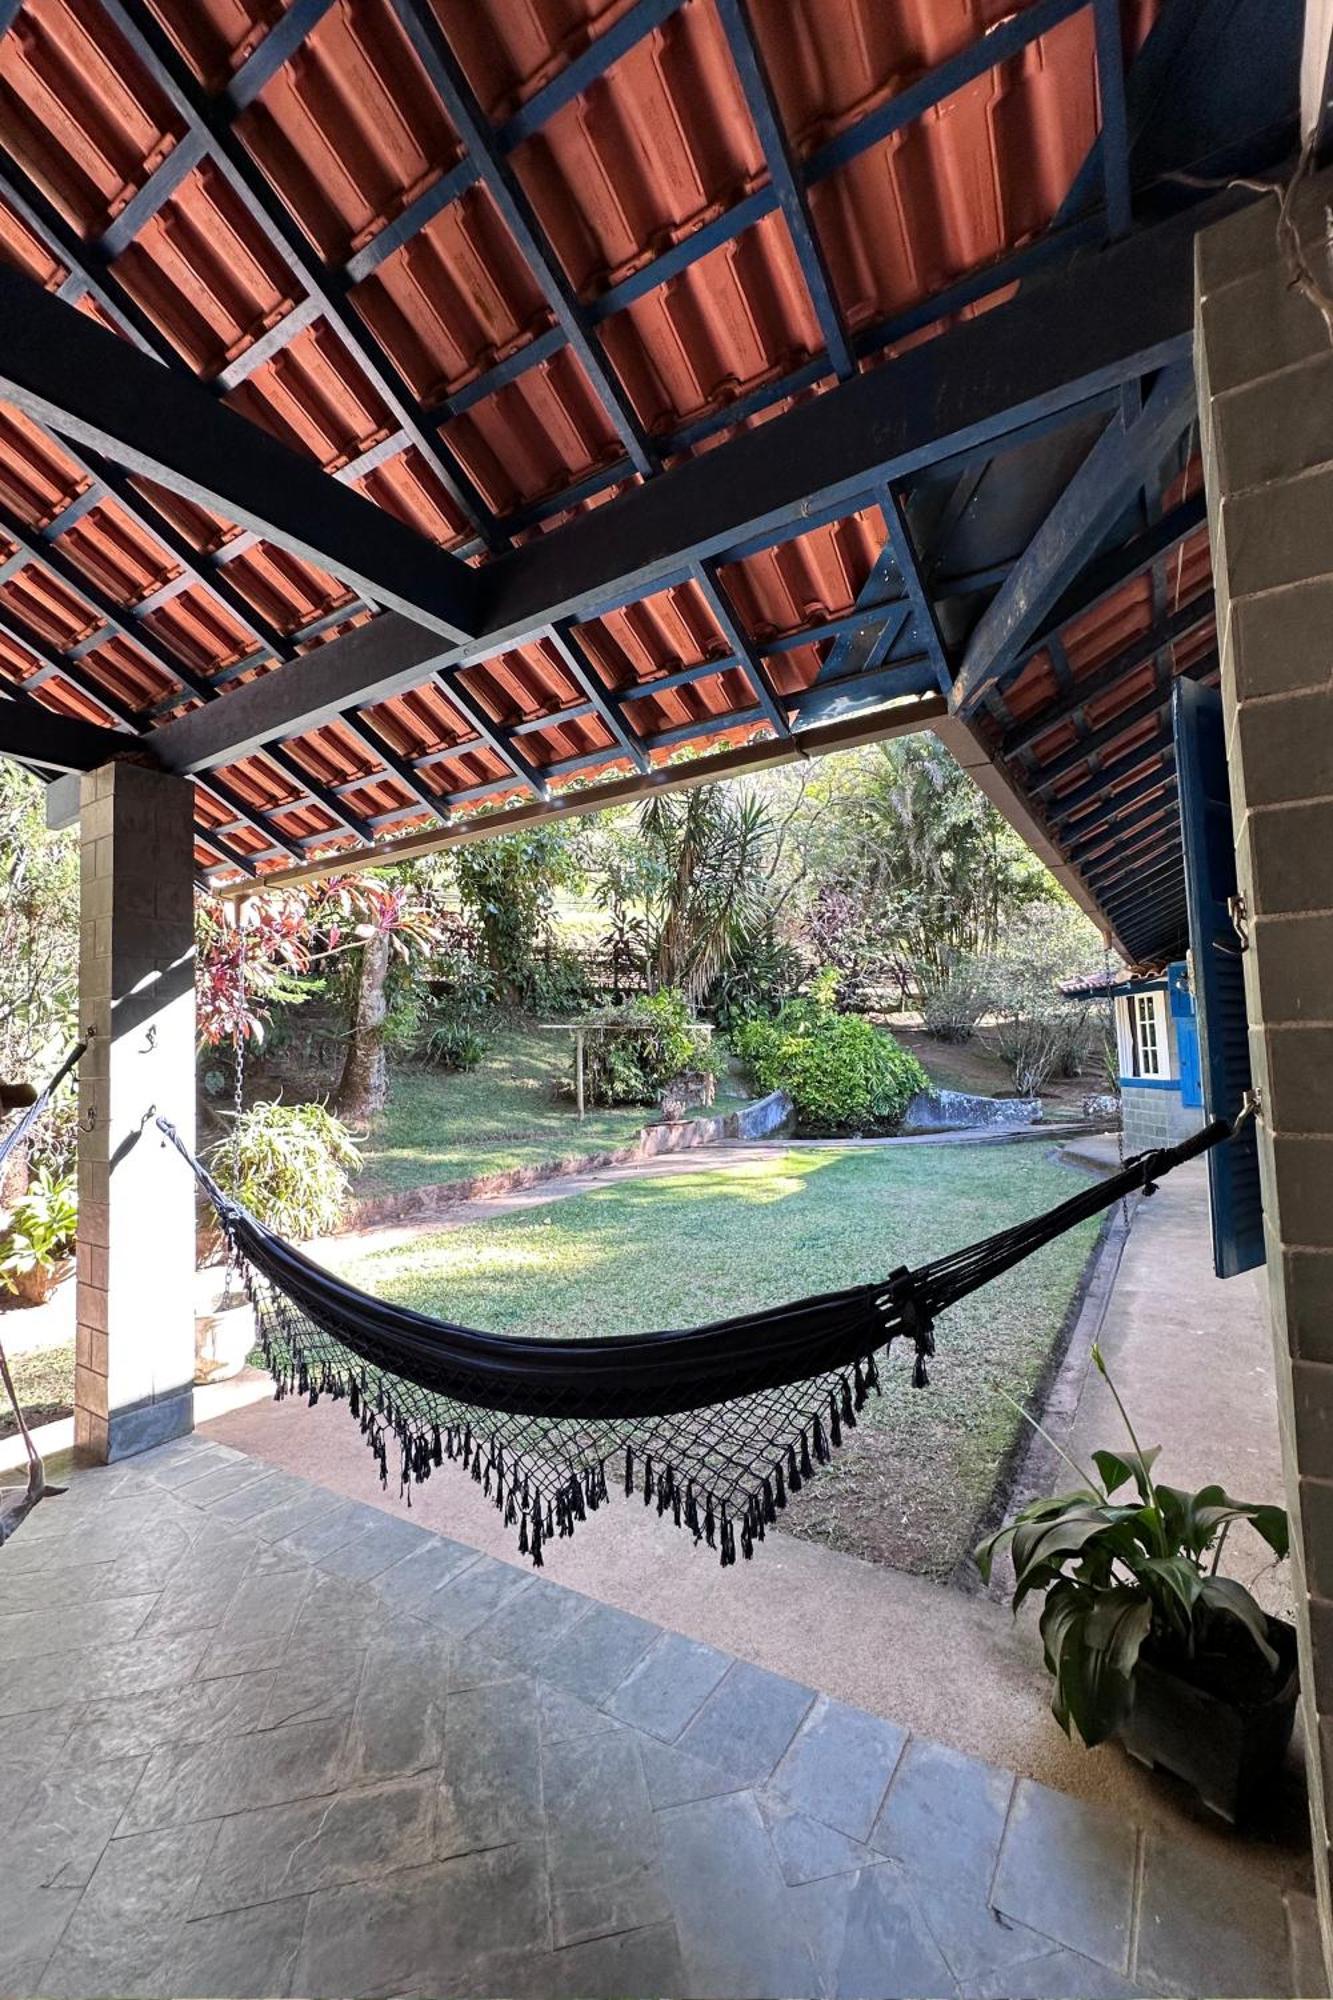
1172,679,1264,1277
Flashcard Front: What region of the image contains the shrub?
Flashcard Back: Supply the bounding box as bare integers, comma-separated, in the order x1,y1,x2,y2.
736,1003,927,1133
921,958,992,1043
577,989,717,1108
0,1166,77,1299
209,1100,360,1239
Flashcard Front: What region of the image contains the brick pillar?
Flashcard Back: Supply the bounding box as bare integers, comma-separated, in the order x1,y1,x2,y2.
1196,173,1333,1972
75,761,196,1460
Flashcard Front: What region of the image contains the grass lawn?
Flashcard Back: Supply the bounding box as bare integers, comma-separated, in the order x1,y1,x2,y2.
354,1025,751,1198
330,1142,1100,1579
0,1336,73,1440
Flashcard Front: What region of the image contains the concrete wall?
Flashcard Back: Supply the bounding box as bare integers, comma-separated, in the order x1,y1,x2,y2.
1196,174,1333,1974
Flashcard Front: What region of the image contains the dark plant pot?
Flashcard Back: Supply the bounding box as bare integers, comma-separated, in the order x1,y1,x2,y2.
1118,1617,1299,1823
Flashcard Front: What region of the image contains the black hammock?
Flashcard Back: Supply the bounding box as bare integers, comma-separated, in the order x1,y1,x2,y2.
160,1114,1235,1569
0,1038,85,1182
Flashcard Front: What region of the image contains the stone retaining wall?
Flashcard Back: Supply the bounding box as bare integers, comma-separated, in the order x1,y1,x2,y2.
347,1089,793,1231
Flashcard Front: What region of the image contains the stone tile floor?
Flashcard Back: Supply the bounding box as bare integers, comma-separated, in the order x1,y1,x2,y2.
0,1434,1321,2000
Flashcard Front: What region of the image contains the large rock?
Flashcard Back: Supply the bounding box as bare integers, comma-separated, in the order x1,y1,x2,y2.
903,1088,1041,1132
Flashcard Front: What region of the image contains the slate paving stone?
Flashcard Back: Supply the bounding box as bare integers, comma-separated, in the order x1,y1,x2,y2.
206,1467,312,1527
473,1574,592,1661
197,1564,313,1676
245,1484,352,1547
2,1447,1312,2000
147,1448,250,1493
0,1629,209,1718
0,1590,158,1663
369,1534,479,1614
637,1734,752,1810
675,1659,816,1786
504,1920,688,2000
150,1893,311,2000
0,1559,123,1615
791,1858,959,1999
257,1631,369,1732
0,1882,81,1996
175,1460,274,1511
1134,1831,1296,1998
292,1843,551,1998
0,1706,80,1816
533,1599,660,1703
62,1668,279,1764
602,1629,731,1742
194,1773,437,1915
36,1821,220,1999
121,1713,351,1832
870,1738,1033,1984
656,1788,822,1999
272,1499,368,1563
960,1946,1150,1998
9,1753,148,1894
759,1797,882,1887
0,1512,194,1581
538,1679,624,1745
991,1779,1139,1974
543,1729,671,1947
342,1626,454,1783
311,1509,437,1582
770,1692,907,1843
422,1553,535,1635
437,1676,544,1857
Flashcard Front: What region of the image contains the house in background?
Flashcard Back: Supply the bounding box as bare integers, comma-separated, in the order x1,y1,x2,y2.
1064,964,1207,1153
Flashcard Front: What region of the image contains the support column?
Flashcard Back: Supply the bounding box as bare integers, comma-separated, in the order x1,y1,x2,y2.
1196,172,1333,1974
75,761,196,1460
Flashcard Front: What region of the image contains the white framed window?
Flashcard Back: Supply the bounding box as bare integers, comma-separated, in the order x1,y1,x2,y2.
1132,993,1163,1077
1116,989,1171,1080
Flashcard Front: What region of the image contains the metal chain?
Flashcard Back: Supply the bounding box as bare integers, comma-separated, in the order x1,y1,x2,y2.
223,903,248,1301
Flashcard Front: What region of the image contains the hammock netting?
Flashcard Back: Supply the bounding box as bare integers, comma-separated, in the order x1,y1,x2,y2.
159,1112,1234,1569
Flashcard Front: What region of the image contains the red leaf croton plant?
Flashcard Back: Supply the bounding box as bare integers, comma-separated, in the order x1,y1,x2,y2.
977,1347,1289,1748
195,876,445,1050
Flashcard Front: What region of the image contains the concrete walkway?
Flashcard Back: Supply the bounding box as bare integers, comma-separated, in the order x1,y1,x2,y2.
0,1435,1319,1998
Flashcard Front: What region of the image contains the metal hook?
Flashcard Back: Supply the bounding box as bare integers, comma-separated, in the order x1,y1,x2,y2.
139,1024,157,1054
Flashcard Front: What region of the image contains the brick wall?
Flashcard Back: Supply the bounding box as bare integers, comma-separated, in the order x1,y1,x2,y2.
1196,173,1333,1974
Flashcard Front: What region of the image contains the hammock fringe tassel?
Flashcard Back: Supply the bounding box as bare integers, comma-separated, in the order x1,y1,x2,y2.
159,1113,1237,1571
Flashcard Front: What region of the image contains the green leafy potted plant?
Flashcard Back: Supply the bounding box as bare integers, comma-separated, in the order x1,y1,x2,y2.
978,1348,1294,1822
0,1167,77,1306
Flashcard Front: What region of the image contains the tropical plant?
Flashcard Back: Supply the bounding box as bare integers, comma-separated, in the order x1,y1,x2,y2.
208,1100,361,1239
0,1166,77,1298
735,987,927,1133
0,767,79,1187
977,1349,1289,1749
421,1014,488,1073
844,739,1052,993
576,989,717,1108
454,827,582,1006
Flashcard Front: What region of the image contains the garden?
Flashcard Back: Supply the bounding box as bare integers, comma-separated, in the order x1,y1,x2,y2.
0,737,1117,1578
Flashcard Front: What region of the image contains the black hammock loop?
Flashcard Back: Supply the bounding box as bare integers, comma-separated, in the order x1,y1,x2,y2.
157,1112,1237,1568
0,1036,87,1182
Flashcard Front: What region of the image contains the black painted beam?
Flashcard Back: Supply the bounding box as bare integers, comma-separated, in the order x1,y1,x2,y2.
0,266,482,643
0,694,129,773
